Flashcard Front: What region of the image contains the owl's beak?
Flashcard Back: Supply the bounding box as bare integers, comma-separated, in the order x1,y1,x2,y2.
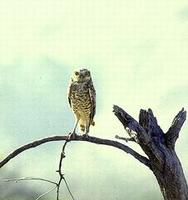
79,74,84,79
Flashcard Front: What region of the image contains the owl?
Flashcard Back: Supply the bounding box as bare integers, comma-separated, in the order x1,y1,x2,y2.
68,68,96,137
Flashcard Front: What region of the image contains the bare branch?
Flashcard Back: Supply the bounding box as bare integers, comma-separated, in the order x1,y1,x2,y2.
63,177,75,200
56,141,75,200
57,141,68,177
115,135,136,142
4,177,57,186
0,134,151,169
165,108,186,149
4,177,57,200
0,135,68,168
35,186,57,200
113,105,151,145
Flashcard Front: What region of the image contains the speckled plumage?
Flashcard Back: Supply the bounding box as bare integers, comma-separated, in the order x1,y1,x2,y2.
68,69,96,134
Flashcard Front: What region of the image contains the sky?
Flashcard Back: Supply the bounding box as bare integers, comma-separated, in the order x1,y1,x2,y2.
0,0,188,199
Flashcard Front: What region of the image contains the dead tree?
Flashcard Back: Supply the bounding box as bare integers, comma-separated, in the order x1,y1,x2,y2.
0,105,187,200
113,106,188,200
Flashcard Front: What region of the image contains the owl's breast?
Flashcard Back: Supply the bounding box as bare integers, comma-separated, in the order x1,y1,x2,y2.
71,90,90,103
70,83,91,114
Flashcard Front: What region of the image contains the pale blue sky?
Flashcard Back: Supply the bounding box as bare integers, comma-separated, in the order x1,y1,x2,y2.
0,1,188,199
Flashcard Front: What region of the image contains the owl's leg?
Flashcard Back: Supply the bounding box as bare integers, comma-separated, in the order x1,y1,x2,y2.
68,117,80,139
82,119,90,137
85,125,90,135
72,118,79,134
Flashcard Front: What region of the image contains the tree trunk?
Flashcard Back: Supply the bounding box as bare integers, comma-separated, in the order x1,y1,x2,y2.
151,148,188,200
113,106,188,200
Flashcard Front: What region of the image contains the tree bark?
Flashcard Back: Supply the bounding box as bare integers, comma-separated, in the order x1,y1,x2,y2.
152,149,188,200
113,105,188,200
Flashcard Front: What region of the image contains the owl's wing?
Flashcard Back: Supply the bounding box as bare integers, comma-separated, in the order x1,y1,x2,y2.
88,80,96,121
67,82,72,107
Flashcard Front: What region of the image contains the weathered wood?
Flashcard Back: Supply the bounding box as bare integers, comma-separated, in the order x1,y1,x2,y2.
165,108,186,149
153,149,188,200
113,105,151,145
113,105,188,200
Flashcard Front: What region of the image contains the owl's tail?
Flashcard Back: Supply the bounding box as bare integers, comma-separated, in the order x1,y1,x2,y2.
80,124,85,132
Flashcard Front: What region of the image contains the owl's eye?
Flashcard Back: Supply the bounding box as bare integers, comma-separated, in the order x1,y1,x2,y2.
86,71,90,76
75,71,79,76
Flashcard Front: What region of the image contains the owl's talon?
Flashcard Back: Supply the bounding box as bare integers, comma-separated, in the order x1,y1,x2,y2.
67,132,76,140
82,133,89,138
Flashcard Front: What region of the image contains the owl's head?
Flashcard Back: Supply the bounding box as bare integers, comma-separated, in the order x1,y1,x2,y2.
72,68,91,83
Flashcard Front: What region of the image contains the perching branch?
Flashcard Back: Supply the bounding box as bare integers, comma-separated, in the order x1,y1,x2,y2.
0,132,151,199
0,134,151,169
165,108,186,149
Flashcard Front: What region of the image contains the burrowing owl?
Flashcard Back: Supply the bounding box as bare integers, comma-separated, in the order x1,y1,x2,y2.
68,69,96,136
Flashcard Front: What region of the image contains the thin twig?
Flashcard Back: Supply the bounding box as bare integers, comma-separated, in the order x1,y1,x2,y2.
56,140,68,200
115,135,135,142
63,177,75,200
35,185,57,200
3,177,57,186
56,140,75,200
